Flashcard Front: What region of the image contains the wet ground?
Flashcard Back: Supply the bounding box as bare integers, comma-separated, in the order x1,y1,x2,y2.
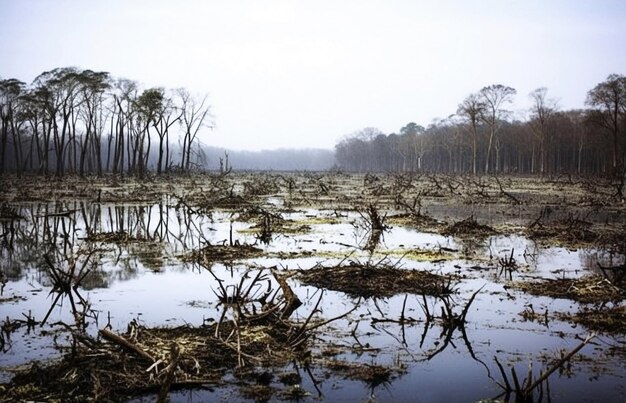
0,172,625,402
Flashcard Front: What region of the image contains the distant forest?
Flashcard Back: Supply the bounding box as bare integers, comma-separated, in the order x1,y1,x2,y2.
1,68,625,176
336,75,626,175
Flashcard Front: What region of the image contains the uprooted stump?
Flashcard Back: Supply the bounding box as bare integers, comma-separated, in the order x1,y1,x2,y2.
514,275,625,303
442,215,496,238
294,262,458,298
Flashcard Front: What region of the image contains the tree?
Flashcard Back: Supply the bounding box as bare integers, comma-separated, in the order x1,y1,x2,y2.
152,91,182,173
132,88,164,176
457,93,485,175
177,89,212,171
76,70,110,175
480,84,516,173
528,87,557,174
586,74,626,169
32,67,84,176
108,78,137,175
0,78,25,174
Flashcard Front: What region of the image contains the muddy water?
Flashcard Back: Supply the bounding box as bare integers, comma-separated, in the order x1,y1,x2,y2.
1,198,625,402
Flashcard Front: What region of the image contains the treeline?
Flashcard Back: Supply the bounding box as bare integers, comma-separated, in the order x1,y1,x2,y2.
335,75,626,175
0,67,212,176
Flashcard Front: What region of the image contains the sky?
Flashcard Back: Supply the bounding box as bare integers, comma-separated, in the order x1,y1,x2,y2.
1,0,625,151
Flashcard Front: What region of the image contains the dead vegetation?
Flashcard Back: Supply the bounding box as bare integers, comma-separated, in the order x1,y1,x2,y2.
184,243,264,265
324,360,404,388
558,305,626,334
1,268,364,402
492,334,596,403
442,215,496,237
514,275,625,303
1,172,625,401
294,261,457,299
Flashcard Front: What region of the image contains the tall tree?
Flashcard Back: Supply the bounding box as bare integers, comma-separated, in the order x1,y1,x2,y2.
132,88,164,176
528,87,557,174
177,89,212,171
77,70,110,175
0,78,25,173
457,93,485,175
480,84,516,173
586,74,626,169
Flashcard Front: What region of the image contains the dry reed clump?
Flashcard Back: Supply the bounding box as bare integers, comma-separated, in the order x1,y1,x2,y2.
324,360,405,388
183,243,264,264
1,321,299,402
514,275,625,303
559,305,626,334
1,268,343,402
442,215,496,237
86,230,154,243
294,262,457,298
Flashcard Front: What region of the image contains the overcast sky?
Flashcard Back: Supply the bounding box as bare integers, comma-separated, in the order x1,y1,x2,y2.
1,0,625,151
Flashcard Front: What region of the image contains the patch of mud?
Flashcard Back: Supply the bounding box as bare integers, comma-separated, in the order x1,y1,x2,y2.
293,262,458,298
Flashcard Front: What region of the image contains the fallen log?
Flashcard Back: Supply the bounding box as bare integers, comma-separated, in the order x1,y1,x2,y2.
99,328,155,363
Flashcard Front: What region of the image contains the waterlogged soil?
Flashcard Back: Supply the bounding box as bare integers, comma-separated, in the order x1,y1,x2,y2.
0,172,625,402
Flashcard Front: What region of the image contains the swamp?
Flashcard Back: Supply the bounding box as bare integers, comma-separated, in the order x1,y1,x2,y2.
0,171,625,402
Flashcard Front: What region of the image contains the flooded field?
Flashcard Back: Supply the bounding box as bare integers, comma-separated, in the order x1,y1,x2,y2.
1,172,625,402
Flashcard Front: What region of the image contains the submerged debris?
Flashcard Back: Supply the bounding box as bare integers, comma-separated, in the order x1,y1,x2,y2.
294,262,457,298
324,360,405,388
0,203,23,220
514,275,625,303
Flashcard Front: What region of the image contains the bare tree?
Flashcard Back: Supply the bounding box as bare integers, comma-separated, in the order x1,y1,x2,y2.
177,89,212,171
480,84,516,173
152,91,182,173
108,79,137,175
457,93,485,175
528,87,557,175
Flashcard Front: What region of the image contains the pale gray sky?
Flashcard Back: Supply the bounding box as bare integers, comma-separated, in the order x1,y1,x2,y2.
1,0,625,150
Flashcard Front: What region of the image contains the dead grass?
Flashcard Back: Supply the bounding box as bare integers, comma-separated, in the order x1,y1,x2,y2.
294,262,457,298
183,243,264,264
442,215,496,238
514,275,625,303
559,306,626,334
324,359,405,388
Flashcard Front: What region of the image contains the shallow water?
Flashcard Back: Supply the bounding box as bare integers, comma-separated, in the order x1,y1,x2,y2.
1,198,625,401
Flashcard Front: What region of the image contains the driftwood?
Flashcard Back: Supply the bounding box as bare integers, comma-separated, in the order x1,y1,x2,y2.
99,328,155,363
157,342,181,403
271,268,302,318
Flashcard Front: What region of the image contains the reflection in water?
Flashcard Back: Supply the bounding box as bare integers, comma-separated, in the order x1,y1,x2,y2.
0,197,624,401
